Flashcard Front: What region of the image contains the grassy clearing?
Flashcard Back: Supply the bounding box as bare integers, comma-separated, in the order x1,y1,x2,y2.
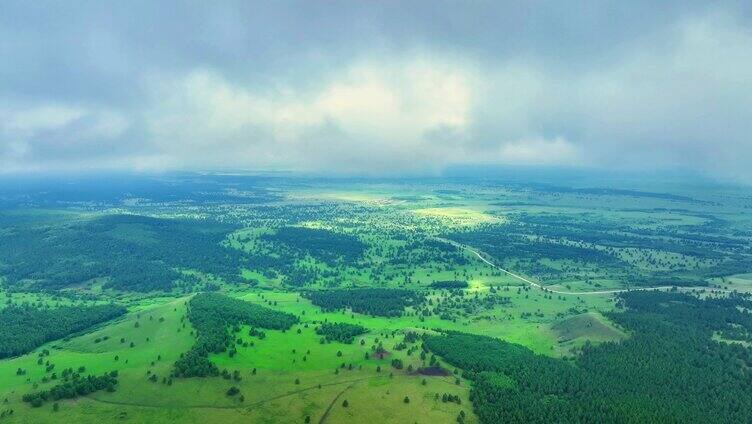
712,273,752,293
550,312,627,355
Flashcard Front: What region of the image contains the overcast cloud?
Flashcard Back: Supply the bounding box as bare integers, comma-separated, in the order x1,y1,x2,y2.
1,1,751,181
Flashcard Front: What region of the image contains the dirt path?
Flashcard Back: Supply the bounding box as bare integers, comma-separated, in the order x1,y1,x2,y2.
86,376,379,411
318,381,357,424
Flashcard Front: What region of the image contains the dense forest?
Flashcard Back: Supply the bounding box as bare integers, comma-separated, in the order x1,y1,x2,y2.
227,226,370,288
173,293,298,377
0,214,245,292
304,288,424,317
315,322,368,344
425,291,752,423
0,304,126,358
261,226,366,266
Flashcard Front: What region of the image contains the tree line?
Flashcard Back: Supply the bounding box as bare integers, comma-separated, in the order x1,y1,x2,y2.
430,280,468,289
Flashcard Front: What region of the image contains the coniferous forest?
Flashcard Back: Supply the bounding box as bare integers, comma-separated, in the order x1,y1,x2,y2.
304,288,424,317
425,291,752,423
0,304,126,358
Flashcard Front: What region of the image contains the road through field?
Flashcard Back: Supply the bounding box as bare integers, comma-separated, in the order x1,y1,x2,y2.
437,237,726,296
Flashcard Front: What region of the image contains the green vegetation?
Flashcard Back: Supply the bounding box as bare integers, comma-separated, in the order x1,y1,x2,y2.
0,214,245,292
0,304,126,358
173,293,298,377
262,226,366,265
315,322,368,343
304,288,424,317
447,210,751,288
425,291,752,423
550,312,626,351
22,371,119,407
1,175,751,423
430,280,468,289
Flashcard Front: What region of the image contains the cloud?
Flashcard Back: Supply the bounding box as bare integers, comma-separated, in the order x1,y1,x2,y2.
494,137,582,166
141,58,482,173
0,103,130,171
139,59,584,174
0,2,751,182
571,10,752,180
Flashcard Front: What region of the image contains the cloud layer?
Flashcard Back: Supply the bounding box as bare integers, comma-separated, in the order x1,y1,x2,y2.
1,1,751,181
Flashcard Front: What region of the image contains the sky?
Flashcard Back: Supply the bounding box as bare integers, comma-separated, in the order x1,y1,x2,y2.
1,1,751,182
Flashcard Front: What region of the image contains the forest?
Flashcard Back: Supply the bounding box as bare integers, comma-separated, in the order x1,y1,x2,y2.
388,239,470,268
425,290,752,423
315,322,368,344
0,304,126,358
0,214,245,292
430,280,469,289
303,288,424,317
262,226,366,266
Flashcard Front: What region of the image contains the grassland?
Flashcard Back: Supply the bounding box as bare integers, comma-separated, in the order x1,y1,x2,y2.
0,270,618,423
0,292,477,423
1,176,751,423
